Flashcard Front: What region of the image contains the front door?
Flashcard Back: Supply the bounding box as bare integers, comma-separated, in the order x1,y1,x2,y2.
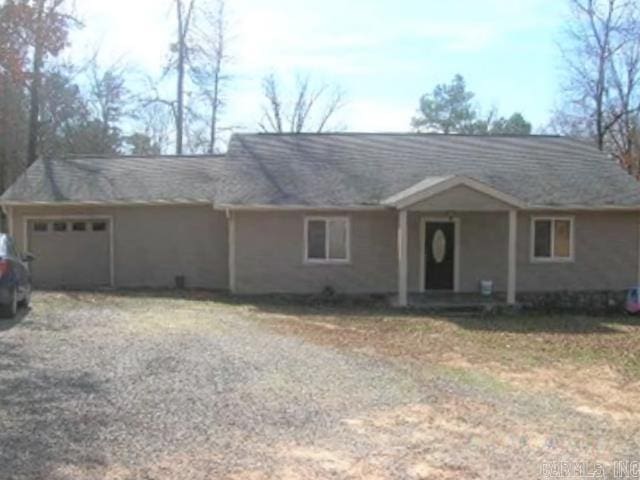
425,221,455,290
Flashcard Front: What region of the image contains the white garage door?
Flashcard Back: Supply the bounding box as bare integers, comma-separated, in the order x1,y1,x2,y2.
27,218,112,288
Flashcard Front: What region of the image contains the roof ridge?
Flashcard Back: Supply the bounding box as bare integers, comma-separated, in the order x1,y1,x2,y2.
235,132,564,139
43,154,227,161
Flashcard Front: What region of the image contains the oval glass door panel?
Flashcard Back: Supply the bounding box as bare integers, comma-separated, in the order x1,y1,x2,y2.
432,229,446,263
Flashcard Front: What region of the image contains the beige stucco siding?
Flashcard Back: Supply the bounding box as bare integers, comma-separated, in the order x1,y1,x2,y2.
235,209,510,295
10,205,228,289
234,210,397,294
7,204,639,295
409,210,639,294
516,211,639,292
230,209,640,295
409,185,512,211
459,212,509,291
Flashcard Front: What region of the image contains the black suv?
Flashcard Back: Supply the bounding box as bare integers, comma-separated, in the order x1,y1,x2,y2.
0,234,33,318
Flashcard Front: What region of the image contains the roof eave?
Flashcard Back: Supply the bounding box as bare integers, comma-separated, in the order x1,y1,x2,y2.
0,199,215,207
525,204,640,211
214,203,389,211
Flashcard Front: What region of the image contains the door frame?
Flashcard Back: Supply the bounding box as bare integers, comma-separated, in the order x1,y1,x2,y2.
420,216,460,292
23,215,115,287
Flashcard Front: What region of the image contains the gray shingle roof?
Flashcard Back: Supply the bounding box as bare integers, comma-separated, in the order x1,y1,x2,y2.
222,133,640,207
1,155,227,203
3,133,640,208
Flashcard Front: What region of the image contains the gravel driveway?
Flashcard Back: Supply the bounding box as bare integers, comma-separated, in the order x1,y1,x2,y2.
0,292,636,479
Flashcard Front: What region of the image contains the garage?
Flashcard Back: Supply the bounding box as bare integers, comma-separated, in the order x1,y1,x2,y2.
26,217,113,288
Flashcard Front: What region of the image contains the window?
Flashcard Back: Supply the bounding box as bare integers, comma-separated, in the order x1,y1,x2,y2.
33,222,48,232
92,221,107,232
53,222,67,232
5,238,18,258
305,217,349,263
531,217,573,262
72,222,86,232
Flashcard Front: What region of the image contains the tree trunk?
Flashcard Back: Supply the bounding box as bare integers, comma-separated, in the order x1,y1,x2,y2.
207,68,220,154
176,54,184,154
175,1,185,155
594,0,613,151
27,0,46,165
208,99,217,154
594,36,607,151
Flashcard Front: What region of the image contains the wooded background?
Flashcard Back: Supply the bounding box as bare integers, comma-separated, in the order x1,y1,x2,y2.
1,0,639,196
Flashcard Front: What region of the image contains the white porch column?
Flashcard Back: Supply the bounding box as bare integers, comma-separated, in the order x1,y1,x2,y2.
5,206,12,236
507,209,517,305
227,209,236,294
398,210,408,307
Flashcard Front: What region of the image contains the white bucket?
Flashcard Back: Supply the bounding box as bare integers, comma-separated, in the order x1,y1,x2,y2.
480,280,493,296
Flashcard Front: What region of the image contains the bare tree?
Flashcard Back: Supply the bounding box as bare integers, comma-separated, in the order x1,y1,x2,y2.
557,0,640,153
607,31,640,171
172,0,195,154
259,74,345,133
135,78,175,154
0,76,27,194
191,0,230,154
139,103,172,154
26,0,47,165
87,61,127,129
23,0,78,165
83,58,130,153
260,74,283,132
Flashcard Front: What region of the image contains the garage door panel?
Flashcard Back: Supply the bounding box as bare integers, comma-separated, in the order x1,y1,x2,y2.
28,219,111,288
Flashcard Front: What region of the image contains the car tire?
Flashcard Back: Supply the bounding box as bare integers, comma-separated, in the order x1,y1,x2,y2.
0,288,17,319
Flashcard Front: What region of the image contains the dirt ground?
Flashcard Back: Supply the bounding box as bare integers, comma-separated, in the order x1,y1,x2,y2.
258,305,640,423
1,291,638,479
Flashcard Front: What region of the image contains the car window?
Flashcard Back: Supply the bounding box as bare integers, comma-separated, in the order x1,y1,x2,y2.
0,237,18,258
6,238,18,258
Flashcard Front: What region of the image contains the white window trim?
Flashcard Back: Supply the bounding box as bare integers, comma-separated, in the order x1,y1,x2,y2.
303,216,351,264
530,216,575,263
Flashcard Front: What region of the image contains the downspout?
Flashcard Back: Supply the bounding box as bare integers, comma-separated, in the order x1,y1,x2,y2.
225,207,236,294
637,212,640,286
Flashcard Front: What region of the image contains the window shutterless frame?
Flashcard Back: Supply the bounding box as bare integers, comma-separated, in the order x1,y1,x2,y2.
303,216,351,264
529,216,575,263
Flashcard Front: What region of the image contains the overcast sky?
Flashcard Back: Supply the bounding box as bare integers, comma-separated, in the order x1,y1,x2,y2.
68,0,568,134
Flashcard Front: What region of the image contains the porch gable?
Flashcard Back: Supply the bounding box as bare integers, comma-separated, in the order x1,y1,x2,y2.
382,175,526,210
409,184,513,211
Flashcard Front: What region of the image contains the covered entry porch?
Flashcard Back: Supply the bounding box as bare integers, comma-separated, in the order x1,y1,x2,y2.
383,176,524,307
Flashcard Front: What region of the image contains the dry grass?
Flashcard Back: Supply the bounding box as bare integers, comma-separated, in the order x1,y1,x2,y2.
249,303,640,422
